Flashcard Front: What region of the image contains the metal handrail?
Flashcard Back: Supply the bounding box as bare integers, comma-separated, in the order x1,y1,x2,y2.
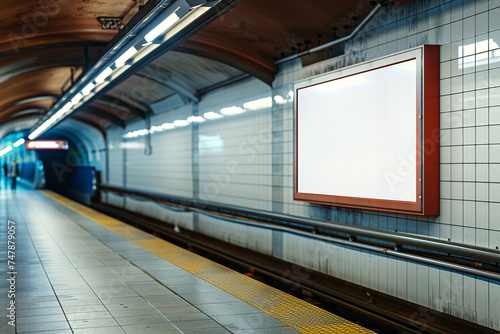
98,184,500,265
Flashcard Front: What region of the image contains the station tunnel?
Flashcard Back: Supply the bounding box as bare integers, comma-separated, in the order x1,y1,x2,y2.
1,0,500,333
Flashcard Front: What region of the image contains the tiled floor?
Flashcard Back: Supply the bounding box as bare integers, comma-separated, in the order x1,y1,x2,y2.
0,183,373,334
0,185,301,334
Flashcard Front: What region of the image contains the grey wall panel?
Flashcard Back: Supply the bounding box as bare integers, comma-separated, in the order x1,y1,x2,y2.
103,192,124,207
107,128,124,187
124,197,194,230
197,215,273,255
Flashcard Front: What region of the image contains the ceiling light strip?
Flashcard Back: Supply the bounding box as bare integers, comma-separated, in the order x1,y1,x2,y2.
28,0,211,140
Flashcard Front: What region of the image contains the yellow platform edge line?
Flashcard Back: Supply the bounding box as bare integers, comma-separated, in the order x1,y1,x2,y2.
40,190,374,334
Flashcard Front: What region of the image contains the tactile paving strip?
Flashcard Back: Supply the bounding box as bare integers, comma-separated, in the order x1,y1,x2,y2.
41,190,374,334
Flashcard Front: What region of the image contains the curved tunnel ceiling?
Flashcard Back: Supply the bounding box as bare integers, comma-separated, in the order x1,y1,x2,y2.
0,0,139,136
0,0,413,138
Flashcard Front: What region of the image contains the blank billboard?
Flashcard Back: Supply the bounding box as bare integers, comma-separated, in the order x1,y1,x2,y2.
294,46,440,215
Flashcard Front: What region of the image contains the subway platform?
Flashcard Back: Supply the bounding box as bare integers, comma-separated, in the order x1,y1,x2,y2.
0,183,373,334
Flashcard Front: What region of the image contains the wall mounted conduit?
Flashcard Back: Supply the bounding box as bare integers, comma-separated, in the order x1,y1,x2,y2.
274,0,390,65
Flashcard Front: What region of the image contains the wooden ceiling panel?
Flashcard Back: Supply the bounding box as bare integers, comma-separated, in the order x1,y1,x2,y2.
0,68,70,104
1,100,54,116
185,0,376,62
0,0,137,129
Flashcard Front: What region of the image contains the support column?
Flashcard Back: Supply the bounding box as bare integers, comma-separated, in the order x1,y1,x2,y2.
123,137,127,207
192,103,200,231
271,85,287,258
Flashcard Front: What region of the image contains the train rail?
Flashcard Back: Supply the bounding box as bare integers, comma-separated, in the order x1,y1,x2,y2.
91,186,498,334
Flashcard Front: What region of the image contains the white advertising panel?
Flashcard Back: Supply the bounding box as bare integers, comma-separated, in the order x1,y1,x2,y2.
297,59,417,202
294,45,440,215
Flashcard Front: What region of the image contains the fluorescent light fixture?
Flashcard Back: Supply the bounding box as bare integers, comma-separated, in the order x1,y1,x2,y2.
82,82,95,96
30,129,41,140
203,111,223,120
273,95,285,104
173,119,189,127
243,97,272,110
28,0,214,141
115,46,138,67
46,118,57,127
29,123,48,136
144,11,180,43
124,131,139,138
62,102,74,112
13,138,25,148
221,106,245,115
52,109,66,119
161,123,175,130
95,67,113,84
29,120,51,139
187,116,205,123
71,93,83,104
29,125,44,139
0,146,13,156
149,125,163,133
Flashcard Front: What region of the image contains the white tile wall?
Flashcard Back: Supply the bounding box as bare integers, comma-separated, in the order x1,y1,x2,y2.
127,106,193,197
197,79,273,210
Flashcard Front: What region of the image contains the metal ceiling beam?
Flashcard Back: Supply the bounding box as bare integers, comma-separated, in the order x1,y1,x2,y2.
65,115,106,137
0,95,58,116
103,91,151,114
175,42,275,85
128,73,171,91
134,71,200,103
57,0,246,124
0,42,107,60
80,106,126,128
197,73,250,96
0,111,44,127
27,0,246,137
0,60,81,85
9,108,48,117
93,95,147,119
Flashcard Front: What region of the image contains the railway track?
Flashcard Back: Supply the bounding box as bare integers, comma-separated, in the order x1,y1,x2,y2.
91,200,496,334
